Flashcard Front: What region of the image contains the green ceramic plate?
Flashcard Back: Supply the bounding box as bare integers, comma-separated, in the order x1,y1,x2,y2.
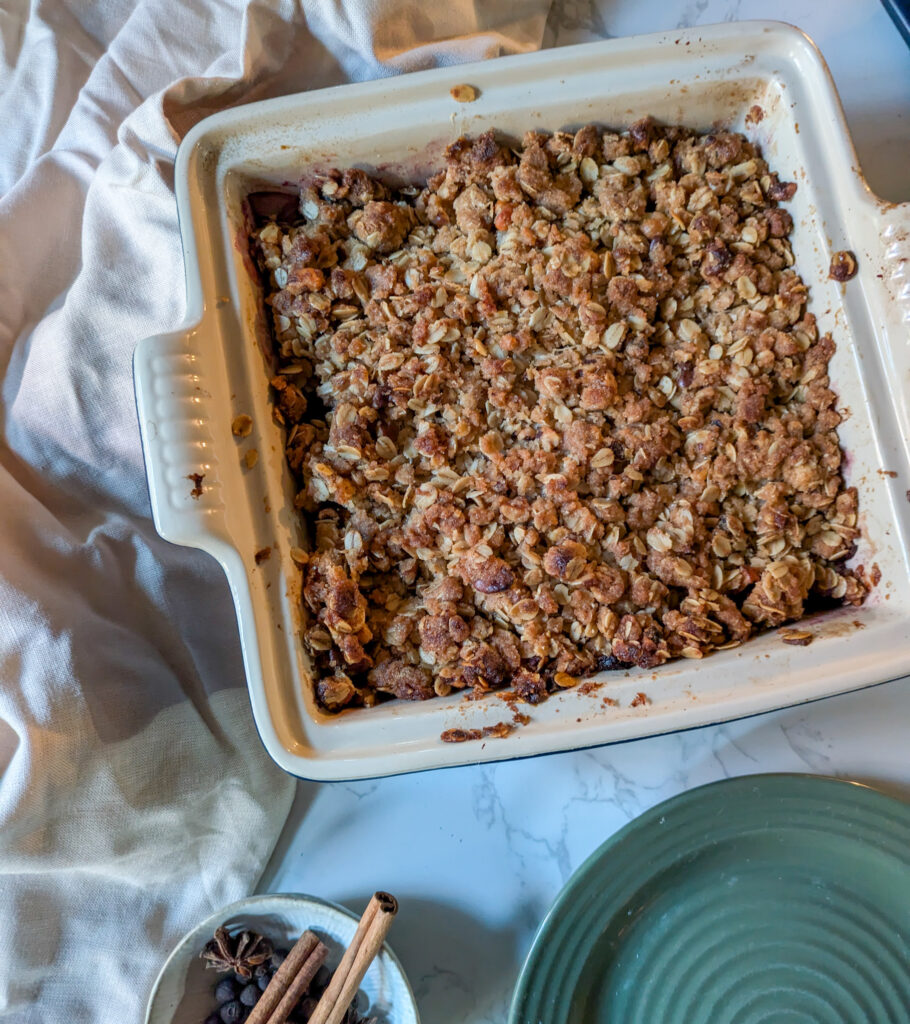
510,774,910,1024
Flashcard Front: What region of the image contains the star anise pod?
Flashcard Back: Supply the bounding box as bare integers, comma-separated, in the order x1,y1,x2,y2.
201,926,273,978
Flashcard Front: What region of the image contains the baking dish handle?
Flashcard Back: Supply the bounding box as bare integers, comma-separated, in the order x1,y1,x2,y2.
134,320,231,551
875,199,910,406
878,201,910,313
864,199,910,475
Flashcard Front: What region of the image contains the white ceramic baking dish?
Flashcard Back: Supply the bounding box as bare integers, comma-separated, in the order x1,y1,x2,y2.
134,21,910,781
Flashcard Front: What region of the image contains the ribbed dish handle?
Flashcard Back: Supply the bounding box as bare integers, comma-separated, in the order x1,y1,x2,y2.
880,201,910,318
875,200,910,440
134,321,230,551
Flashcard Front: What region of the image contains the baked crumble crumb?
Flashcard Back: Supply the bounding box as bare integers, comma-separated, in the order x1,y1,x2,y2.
232,413,254,437
829,250,857,282
250,119,866,712
187,472,205,499
440,720,513,743
780,627,813,646
450,84,478,103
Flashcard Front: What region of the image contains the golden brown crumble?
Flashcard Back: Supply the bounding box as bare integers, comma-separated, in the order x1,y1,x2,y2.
250,119,866,712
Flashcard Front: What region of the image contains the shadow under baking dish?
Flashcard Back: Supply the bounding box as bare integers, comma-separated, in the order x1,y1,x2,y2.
134,21,910,780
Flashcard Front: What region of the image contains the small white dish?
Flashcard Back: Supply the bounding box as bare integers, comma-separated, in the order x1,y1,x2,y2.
145,893,420,1024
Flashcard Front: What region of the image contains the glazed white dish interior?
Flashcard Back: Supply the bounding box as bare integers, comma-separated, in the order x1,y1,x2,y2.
134,21,910,780
145,893,419,1024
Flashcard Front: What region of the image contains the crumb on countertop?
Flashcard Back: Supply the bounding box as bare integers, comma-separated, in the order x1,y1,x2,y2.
254,546,272,565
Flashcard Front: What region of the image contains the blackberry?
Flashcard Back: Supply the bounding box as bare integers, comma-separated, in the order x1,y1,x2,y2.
214,978,238,1004
219,1000,244,1024
204,1015,222,1024
239,984,260,1008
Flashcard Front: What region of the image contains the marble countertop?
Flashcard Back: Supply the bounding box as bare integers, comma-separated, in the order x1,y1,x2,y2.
259,3,910,1022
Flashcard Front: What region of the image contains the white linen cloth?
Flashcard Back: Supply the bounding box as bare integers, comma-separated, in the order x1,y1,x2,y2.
0,1,549,1019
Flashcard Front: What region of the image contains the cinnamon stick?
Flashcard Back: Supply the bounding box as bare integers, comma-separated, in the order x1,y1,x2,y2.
246,929,327,1024
309,893,380,1016
307,892,398,1024
264,939,328,1024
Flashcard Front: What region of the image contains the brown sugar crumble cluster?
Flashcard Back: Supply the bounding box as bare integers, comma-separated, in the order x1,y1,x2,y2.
250,119,866,712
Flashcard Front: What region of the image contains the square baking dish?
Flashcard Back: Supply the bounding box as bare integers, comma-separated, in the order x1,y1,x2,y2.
135,21,910,781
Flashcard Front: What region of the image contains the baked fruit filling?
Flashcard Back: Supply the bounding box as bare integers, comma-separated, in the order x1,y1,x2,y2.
250,118,865,712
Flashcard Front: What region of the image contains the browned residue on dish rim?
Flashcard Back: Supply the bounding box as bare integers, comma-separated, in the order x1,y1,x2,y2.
440,720,514,743
187,472,205,499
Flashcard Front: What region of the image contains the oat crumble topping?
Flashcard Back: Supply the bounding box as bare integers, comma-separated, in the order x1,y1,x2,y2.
250,119,866,712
